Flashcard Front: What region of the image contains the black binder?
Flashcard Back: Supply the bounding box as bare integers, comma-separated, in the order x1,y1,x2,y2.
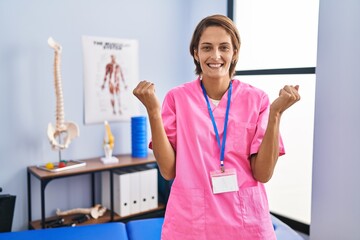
0,193,16,232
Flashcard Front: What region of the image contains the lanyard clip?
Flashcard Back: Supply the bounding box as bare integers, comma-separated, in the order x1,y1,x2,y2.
220,165,225,173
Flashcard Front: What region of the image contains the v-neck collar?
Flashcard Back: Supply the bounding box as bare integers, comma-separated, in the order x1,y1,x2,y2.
196,77,240,99
197,78,238,113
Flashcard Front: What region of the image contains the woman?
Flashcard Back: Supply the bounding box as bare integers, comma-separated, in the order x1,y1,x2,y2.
133,14,300,240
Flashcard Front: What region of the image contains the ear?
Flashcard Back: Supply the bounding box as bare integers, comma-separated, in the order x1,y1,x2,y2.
232,49,238,62
194,49,199,62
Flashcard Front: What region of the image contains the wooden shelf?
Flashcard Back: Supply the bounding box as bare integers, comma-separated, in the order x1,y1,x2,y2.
30,210,116,230
28,154,157,180
27,154,169,229
30,204,166,230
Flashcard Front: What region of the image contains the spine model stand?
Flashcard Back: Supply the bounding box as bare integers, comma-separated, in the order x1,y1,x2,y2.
47,37,79,151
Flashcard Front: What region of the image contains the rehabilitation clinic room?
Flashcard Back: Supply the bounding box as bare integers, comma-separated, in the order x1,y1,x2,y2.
0,0,359,239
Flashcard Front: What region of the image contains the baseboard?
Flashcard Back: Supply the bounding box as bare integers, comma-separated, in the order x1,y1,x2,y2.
270,212,310,235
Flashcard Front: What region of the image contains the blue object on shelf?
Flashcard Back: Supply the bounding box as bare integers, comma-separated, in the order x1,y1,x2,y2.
131,116,148,158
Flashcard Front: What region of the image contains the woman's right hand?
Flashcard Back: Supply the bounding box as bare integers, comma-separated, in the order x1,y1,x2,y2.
133,81,161,115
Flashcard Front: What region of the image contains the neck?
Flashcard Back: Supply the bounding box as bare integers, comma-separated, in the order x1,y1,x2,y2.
201,76,231,100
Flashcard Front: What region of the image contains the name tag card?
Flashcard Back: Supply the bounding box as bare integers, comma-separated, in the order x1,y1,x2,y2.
210,168,239,194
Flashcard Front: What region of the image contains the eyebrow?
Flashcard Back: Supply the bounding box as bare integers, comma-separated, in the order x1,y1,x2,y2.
200,42,231,46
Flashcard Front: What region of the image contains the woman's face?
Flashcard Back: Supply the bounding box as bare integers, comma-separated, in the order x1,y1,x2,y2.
194,26,236,80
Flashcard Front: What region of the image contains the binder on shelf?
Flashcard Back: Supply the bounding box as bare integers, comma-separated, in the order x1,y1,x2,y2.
101,165,158,217
147,168,158,210
139,170,150,212
101,171,131,217
116,170,131,217
137,166,158,212
139,169,150,212
128,170,141,215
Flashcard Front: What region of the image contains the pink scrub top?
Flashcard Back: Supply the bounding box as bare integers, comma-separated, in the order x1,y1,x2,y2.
150,78,285,240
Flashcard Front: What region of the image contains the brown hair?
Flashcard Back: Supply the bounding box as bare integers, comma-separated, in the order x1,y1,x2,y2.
189,14,241,78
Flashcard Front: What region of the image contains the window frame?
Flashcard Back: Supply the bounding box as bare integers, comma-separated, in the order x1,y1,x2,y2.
227,0,316,76
227,0,315,234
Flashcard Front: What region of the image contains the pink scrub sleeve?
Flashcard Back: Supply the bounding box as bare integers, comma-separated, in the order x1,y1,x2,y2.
250,93,285,156
148,91,177,151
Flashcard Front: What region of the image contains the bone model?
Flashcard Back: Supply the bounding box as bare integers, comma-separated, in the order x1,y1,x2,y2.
104,121,114,150
56,204,107,219
101,121,118,164
47,37,79,151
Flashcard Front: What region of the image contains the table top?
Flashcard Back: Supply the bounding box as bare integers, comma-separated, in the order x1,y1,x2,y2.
28,154,156,180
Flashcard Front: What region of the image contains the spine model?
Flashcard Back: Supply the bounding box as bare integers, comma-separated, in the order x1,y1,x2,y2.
47,37,79,151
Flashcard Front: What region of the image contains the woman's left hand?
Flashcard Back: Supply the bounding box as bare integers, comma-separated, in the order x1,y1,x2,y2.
270,85,301,115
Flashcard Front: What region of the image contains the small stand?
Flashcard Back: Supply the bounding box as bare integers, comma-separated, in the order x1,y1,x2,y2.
100,144,118,164
100,157,119,164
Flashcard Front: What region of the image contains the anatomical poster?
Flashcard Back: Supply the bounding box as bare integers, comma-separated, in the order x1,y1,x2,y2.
82,36,140,124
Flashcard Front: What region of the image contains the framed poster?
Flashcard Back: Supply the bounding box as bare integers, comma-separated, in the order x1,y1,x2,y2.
82,36,140,124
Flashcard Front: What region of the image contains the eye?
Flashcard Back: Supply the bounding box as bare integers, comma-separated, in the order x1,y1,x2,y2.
220,45,230,51
201,45,212,51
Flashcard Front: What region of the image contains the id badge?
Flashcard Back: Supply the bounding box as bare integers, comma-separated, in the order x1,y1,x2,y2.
210,168,239,194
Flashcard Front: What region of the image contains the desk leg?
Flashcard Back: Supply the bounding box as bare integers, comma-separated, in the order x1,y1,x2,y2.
40,181,47,229
27,171,32,229
91,173,95,206
110,170,114,221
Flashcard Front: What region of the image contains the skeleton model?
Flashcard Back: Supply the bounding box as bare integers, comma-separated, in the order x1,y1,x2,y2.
56,204,107,219
47,37,79,151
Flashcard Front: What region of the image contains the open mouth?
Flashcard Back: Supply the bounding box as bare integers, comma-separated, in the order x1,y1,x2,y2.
207,63,224,68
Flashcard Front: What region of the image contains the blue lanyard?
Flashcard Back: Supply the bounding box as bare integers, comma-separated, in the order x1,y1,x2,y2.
201,80,232,172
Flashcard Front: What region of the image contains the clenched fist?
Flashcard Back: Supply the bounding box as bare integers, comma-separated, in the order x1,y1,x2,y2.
271,85,300,115
133,80,161,115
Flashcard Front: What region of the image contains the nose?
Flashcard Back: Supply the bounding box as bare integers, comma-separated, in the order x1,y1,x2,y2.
212,49,221,59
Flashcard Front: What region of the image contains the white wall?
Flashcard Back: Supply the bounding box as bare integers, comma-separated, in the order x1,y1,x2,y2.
0,0,226,231
311,0,360,239
234,0,319,225
239,74,315,225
